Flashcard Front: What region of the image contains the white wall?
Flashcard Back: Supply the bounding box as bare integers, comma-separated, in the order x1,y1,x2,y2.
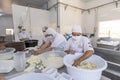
30,7,50,40
12,0,120,38
12,4,29,41
83,1,120,34
84,0,113,9
82,10,96,34
98,2,120,21
12,4,50,42
48,0,58,30
47,0,85,34
48,0,120,35
0,16,13,36
49,7,57,30
59,0,84,34
60,4,83,34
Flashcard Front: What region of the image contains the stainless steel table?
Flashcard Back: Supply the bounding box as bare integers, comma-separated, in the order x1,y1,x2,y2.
0,52,111,80
1,66,111,80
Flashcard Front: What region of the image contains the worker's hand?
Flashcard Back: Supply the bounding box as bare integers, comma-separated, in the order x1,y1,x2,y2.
72,59,82,66
32,51,40,55
0,46,6,50
69,50,76,54
0,76,6,80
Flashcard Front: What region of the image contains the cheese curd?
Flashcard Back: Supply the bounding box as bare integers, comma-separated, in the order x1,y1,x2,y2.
27,55,41,65
76,61,97,70
44,55,64,68
25,55,45,72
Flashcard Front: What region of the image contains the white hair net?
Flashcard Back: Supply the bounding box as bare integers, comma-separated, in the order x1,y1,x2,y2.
22,27,26,29
72,25,82,33
42,26,48,31
22,27,26,31
45,28,57,37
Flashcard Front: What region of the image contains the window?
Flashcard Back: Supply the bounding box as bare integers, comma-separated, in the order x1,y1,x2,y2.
6,29,13,35
99,20,120,38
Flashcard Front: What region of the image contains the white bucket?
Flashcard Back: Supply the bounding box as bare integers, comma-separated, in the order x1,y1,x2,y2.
63,54,108,80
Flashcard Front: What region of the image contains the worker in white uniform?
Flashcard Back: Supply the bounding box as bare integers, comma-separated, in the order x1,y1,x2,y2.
42,26,48,42
18,28,29,41
33,28,67,55
64,25,94,66
39,26,50,49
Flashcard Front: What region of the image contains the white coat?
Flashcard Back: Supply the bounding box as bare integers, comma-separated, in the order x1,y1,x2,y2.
64,36,94,55
18,31,29,40
51,33,67,51
44,28,67,51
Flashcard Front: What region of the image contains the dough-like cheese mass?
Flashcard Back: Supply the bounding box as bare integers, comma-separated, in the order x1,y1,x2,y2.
76,61,97,70
25,55,45,72
27,55,41,65
44,54,63,68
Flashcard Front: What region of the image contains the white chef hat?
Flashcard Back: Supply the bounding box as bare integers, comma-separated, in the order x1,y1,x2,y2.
45,28,57,37
22,27,26,30
42,26,48,31
72,25,82,33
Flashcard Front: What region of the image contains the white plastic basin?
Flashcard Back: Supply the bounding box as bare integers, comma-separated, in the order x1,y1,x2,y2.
9,73,55,80
39,51,66,68
0,48,15,60
63,54,108,80
0,60,14,73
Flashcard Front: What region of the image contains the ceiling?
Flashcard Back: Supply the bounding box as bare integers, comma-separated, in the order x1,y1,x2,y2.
80,0,93,2
13,0,49,9
0,0,93,16
0,0,49,15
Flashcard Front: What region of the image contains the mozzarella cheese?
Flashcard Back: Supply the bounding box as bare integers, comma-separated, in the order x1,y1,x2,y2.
27,55,41,65
44,55,63,68
25,55,45,72
76,61,97,70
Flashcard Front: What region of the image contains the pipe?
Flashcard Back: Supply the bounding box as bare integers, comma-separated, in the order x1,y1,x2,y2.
56,0,60,32
59,2,84,11
28,6,32,39
48,2,84,10
86,0,120,11
48,0,120,11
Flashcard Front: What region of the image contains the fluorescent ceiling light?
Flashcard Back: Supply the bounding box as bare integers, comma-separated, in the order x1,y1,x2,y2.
0,13,3,16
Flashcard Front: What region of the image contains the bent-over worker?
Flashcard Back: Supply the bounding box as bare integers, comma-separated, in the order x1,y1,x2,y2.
33,28,67,55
